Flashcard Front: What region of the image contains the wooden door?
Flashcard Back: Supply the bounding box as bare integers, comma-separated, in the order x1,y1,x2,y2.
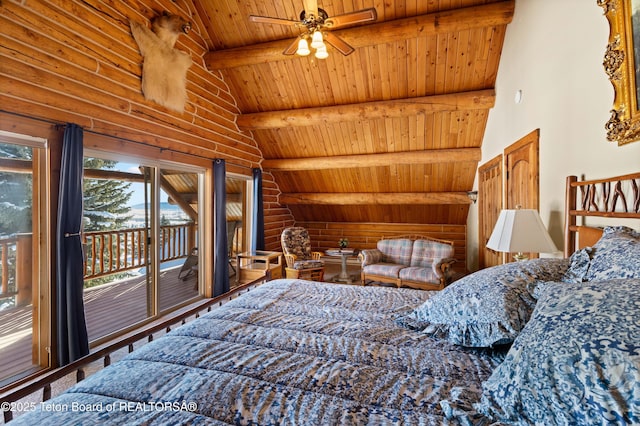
505,129,540,211
504,129,540,260
477,129,540,268
478,154,503,268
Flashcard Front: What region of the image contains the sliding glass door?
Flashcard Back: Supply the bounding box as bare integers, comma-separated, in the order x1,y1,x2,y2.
226,174,249,284
157,167,200,310
82,154,203,343
0,131,50,384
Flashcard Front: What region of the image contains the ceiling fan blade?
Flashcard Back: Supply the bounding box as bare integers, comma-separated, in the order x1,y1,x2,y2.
283,38,300,55
302,0,319,19
323,32,355,56
249,15,300,27
324,8,377,29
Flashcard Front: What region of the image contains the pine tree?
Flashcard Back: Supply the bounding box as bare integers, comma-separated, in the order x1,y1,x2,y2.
83,158,135,287
0,143,32,236
83,158,133,231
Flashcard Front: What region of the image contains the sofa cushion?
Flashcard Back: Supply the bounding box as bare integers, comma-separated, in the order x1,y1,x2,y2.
410,239,454,267
398,266,440,284
377,239,413,265
281,227,314,258
362,263,405,279
359,249,383,266
291,260,324,270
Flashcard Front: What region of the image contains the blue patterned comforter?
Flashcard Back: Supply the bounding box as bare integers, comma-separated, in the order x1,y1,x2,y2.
12,279,505,425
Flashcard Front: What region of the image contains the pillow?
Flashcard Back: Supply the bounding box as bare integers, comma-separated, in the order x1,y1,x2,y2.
396,258,570,347
585,226,640,281
476,279,640,425
561,246,593,283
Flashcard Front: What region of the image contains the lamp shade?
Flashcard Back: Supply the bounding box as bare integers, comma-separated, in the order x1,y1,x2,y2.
486,209,558,255
314,44,329,59
296,38,310,56
310,30,324,49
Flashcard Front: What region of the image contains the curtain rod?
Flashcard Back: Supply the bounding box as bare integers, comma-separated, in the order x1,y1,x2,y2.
1,110,257,172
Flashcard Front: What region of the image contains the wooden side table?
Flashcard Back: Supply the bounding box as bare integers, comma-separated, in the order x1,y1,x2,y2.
236,250,283,284
325,248,358,284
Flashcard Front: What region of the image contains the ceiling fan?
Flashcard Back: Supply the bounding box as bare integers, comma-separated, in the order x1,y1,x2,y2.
249,0,377,58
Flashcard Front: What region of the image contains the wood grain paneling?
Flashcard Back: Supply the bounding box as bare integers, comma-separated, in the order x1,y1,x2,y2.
194,0,512,230
478,154,503,268
1,0,514,272
0,0,295,268
0,0,259,164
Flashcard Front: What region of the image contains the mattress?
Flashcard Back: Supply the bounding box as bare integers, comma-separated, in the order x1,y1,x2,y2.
11,279,505,425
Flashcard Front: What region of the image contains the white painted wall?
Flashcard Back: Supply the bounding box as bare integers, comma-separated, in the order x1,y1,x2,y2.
467,0,640,270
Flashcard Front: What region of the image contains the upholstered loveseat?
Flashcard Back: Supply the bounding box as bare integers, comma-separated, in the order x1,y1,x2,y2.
359,236,456,290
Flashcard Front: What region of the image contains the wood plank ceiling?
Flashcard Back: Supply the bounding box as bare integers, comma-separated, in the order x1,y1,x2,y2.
195,0,514,225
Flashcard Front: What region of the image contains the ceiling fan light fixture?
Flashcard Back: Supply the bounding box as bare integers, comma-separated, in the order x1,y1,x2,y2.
296,38,311,56
250,4,376,58
310,30,324,49
314,44,329,59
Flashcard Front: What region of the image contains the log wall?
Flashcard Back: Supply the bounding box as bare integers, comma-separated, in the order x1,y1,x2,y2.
0,0,467,257
298,221,467,271
0,0,293,250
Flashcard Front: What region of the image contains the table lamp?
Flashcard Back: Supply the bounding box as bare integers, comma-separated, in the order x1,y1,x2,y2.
486,208,558,261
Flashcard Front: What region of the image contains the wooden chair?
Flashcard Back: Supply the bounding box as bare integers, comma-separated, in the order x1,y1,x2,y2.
280,227,325,281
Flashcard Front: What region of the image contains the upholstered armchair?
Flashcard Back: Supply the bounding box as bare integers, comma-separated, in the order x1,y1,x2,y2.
280,227,325,281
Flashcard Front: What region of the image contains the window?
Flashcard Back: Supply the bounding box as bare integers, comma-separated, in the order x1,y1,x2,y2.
226,173,250,281
0,131,50,384
82,154,204,343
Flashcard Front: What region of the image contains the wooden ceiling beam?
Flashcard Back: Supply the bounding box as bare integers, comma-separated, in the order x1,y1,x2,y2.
279,192,472,205
263,148,480,171
237,90,494,129
204,1,514,70
159,175,198,221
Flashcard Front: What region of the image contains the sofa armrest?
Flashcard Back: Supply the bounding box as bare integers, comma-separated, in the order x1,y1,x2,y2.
358,249,382,266
432,257,457,282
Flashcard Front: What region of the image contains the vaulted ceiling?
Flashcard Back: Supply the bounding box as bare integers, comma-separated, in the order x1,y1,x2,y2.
193,0,514,225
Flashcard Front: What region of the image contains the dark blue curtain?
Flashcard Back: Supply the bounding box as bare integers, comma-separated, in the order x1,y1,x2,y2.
56,124,89,366
251,168,265,251
213,159,229,296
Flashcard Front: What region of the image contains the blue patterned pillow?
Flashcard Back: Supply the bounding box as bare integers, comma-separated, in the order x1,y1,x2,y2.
396,258,569,347
585,226,640,281
475,279,640,425
561,247,593,283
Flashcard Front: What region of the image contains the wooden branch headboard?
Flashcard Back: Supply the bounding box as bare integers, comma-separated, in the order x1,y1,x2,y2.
564,172,640,257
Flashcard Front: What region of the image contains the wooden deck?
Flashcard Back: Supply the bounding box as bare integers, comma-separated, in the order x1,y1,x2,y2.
0,266,200,382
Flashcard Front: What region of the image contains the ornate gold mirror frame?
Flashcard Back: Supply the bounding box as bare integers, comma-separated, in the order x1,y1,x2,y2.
599,0,640,145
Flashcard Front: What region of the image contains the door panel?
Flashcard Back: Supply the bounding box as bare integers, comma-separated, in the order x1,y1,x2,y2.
505,129,540,260
478,154,503,268
82,158,202,343
82,159,153,341
478,129,540,268
0,135,50,381
505,129,539,211
158,167,199,313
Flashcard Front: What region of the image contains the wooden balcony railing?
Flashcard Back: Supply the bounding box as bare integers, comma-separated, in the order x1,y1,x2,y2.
0,235,17,299
83,224,196,280
0,224,196,306
0,234,32,306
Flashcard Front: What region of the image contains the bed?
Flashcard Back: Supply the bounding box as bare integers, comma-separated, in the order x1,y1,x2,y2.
5,172,640,425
